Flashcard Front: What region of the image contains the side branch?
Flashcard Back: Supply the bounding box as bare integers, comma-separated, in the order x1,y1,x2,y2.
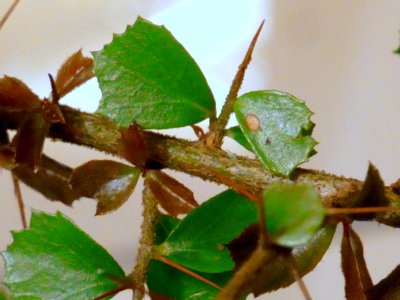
3,106,400,227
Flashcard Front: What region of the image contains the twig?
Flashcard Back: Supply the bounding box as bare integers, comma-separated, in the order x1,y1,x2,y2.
129,178,159,300
216,244,275,300
286,254,313,300
327,206,400,215
5,107,400,227
0,0,20,31
153,254,223,291
11,173,27,228
207,20,265,147
93,285,129,300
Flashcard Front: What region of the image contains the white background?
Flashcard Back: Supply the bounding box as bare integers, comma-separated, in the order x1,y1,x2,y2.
1,1,400,299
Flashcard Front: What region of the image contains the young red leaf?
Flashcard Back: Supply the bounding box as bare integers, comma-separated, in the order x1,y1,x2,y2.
352,163,389,220
367,265,400,299
70,159,140,215
341,223,373,300
55,49,95,98
12,156,77,206
11,112,50,171
118,123,149,169
146,170,198,217
0,145,15,169
0,76,41,112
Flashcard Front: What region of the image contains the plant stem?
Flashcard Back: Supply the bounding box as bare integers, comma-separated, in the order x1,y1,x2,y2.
154,254,223,290
130,177,159,300
216,244,274,299
207,20,265,148
0,0,20,30
11,173,27,228
3,106,400,227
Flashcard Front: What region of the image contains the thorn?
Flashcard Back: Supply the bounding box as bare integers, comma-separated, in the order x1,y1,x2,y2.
154,254,223,291
48,73,60,104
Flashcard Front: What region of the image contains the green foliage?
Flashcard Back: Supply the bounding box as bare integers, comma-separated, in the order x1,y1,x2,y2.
93,17,215,129
149,215,230,299
234,90,317,177
225,126,253,152
154,214,180,245
262,183,325,247
155,189,258,273
147,260,230,300
251,223,337,296
2,211,124,300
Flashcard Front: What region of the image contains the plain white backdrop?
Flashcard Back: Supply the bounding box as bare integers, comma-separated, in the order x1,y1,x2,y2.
1,1,400,299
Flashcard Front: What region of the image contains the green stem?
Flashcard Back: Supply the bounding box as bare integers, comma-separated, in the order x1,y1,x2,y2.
2,106,400,227
129,177,159,300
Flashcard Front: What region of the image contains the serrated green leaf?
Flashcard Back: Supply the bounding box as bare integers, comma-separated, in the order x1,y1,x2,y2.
94,17,215,129
234,90,317,177
155,189,258,273
251,223,336,296
225,126,253,152
395,46,400,55
147,260,230,300
2,211,124,300
263,183,325,247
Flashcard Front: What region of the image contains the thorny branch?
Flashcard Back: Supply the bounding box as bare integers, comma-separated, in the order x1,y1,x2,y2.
2,106,400,228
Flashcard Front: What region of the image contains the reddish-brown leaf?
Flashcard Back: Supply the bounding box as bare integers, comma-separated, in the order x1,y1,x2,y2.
0,145,15,169
118,123,149,169
12,158,77,206
70,160,140,215
367,265,400,300
146,170,198,217
41,98,65,124
55,50,95,98
11,112,50,171
352,163,388,220
341,223,373,300
0,76,41,112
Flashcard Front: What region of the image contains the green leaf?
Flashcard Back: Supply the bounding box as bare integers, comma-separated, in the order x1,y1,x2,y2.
70,160,140,215
251,223,337,296
234,90,317,177
147,260,230,300
154,214,180,245
2,211,125,300
263,182,325,247
155,189,258,273
395,45,400,55
0,283,11,300
93,17,215,129
225,126,253,152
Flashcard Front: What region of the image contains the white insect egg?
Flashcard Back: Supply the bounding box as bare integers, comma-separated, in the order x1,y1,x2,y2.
245,113,260,131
